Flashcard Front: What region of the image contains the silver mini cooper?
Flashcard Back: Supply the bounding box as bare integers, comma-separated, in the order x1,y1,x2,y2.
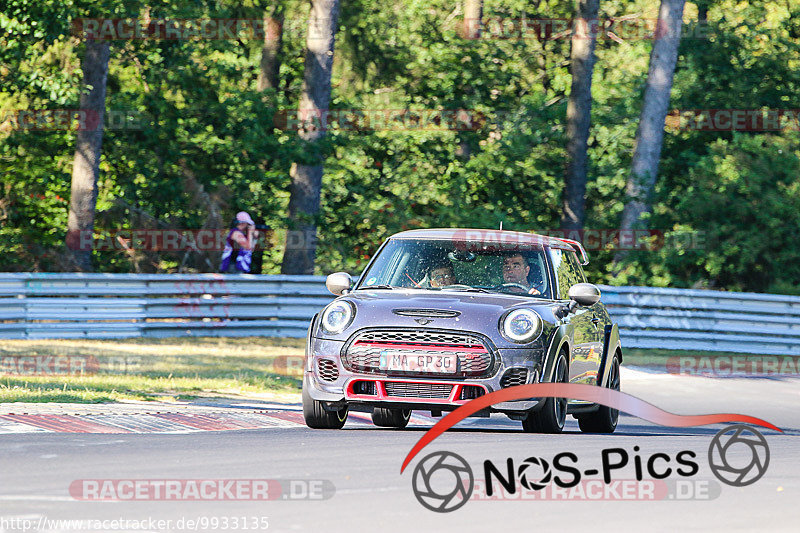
303,229,622,433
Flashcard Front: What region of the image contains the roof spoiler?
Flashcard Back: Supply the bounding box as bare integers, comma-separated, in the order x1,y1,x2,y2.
557,238,589,265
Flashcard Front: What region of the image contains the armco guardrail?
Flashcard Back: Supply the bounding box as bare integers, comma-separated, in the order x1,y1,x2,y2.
0,273,334,340
0,274,797,355
598,285,800,356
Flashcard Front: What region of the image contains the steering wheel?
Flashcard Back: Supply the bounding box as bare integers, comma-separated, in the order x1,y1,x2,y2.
492,282,530,292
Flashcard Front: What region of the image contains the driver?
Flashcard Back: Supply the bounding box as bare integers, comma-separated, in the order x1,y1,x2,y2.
502,253,542,295
429,262,457,288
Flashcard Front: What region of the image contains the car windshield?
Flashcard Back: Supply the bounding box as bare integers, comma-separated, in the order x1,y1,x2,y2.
356,238,552,298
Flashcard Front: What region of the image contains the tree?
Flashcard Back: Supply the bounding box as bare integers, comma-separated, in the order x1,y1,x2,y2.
561,0,600,231
455,0,484,160
65,40,111,272
462,0,483,40
615,0,686,262
257,2,284,91
281,0,341,274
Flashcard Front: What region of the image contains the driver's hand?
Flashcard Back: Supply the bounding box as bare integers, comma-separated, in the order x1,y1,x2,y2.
528,287,541,295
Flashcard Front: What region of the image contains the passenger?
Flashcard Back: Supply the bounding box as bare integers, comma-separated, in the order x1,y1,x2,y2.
429,262,457,288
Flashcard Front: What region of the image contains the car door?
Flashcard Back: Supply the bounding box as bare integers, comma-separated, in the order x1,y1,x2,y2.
588,302,614,385
565,251,606,383
549,247,601,386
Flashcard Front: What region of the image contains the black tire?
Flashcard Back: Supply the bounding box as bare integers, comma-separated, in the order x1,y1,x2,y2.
522,352,568,434
371,407,411,428
578,356,621,434
302,386,348,429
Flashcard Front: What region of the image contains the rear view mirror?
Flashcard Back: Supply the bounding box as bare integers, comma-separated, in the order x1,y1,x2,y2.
326,272,353,296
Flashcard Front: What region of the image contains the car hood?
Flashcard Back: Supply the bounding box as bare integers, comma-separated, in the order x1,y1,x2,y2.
316,288,559,348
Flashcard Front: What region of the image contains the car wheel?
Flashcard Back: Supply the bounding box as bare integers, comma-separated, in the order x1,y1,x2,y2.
302,386,348,429
371,407,411,428
522,352,568,434
578,356,621,434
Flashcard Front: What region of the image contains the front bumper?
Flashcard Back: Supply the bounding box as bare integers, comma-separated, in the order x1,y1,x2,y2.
305,336,547,414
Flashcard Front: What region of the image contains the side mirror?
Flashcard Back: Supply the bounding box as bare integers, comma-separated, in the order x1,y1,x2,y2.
326,272,353,296
568,283,601,307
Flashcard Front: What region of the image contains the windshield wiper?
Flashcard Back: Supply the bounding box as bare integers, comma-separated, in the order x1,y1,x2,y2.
357,284,395,290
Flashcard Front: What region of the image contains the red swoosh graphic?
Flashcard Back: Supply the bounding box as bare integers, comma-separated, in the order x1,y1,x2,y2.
400,383,782,473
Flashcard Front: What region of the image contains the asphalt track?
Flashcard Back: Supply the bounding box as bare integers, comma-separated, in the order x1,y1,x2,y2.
0,368,798,533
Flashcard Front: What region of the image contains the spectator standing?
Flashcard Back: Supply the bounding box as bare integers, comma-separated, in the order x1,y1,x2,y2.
220,211,258,273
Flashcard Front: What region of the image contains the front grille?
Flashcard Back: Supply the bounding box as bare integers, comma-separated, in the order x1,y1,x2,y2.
355,330,483,346
384,382,453,399
342,329,494,377
500,368,528,388
317,359,339,382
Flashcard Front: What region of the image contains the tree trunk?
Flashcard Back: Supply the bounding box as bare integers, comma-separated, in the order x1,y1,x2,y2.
257,4,284,92
462,0,483,40
65,41,110,272
281,0,341,275
253,3,284,274
561,0,600,231
697,0,709,23
456,0,483,161
615,0,685,262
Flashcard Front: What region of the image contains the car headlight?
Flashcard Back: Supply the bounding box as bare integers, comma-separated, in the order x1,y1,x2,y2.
321,301,355,334
501,309,542,343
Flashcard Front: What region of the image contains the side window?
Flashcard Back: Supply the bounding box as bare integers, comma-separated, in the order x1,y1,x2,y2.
565,250,587,284
549,248,585,299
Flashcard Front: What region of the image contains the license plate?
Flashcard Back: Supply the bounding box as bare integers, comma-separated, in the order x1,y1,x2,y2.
379,350,457,374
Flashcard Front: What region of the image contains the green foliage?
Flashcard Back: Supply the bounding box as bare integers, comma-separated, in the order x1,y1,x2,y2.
614,134,800,293
2,0,305,272
1,0,799,293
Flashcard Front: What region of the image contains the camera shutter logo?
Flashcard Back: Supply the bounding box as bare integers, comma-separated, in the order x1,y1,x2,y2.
708,424,770,487
518,456,552,491
411,451,473,513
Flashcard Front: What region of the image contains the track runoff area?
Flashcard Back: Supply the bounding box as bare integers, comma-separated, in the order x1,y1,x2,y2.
0,365,797,532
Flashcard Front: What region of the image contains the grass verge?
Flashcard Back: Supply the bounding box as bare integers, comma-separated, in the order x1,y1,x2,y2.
0,337,765,403
0,337,305,403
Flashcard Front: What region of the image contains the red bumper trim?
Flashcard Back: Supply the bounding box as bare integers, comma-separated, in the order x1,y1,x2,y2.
344,378,488,404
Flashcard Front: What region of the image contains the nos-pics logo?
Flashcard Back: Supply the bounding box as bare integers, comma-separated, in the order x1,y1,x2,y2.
412,451,474,513
411,424,770,513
